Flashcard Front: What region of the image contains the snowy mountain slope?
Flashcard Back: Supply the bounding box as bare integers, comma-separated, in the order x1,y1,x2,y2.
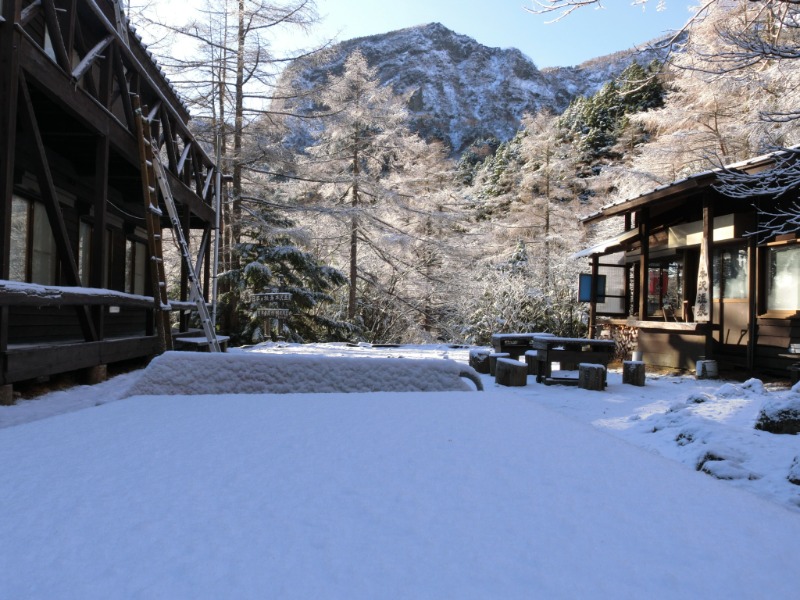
279,22,671,152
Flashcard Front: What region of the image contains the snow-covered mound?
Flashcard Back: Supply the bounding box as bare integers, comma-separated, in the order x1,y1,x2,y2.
125,351,482,396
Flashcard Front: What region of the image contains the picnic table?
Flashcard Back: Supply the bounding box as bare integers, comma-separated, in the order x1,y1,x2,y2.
530,335,616,385
491,332,553,358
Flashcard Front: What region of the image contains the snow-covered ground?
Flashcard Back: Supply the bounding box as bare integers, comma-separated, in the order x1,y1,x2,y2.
2,343,800,598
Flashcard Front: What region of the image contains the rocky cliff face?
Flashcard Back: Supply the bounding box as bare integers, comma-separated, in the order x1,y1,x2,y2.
279,22,668,153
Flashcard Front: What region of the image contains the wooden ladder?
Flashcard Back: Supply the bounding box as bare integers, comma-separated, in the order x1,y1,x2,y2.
134,95,173,352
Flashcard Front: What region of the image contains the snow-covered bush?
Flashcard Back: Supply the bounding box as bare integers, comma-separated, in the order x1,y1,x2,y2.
755,397,800,435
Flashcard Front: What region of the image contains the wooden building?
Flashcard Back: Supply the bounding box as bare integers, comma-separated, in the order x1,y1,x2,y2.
578,150,800,374
0,0,221,398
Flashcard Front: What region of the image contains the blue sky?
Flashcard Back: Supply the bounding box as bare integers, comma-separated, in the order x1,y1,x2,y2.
147,1,696,69
307,0,696,68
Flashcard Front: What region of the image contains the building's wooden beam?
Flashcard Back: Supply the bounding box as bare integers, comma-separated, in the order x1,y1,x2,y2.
41,0,71,72
0,0,23,360
177,141,192,178
72,34,112,82
19,0,41,28
17,71,98,341
638,208,650,320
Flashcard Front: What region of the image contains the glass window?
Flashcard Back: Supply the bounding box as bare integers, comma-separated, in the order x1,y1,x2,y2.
31,202,56,285
768,245,800,311
126,240,147,295
713,247,748,300
78,221,92,286
9,196,29,281
647,260,683,318
134,242,146,295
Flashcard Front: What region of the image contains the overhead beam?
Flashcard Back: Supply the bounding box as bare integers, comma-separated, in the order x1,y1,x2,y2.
72,34,113,82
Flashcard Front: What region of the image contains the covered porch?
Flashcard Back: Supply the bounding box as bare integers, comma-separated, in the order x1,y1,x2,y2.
577,153,800,374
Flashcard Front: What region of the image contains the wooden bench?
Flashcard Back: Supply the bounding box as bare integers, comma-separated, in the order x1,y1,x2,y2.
174,335,230,352
531,335,615,386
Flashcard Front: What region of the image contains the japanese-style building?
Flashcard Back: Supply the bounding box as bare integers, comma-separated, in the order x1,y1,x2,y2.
578,149,800,374
0,0,222,400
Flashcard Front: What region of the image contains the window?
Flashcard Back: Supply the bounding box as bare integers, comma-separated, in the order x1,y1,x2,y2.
126,239,147,295
9,196,57,285
713,246,748,300
647,259,683,318
767,245,800,311
9,196,28,281
31,202,57,284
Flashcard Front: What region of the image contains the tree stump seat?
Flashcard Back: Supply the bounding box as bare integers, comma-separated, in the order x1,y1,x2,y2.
495,358,528,387
489,352,511,376
578,363,606,391
622,360,646,386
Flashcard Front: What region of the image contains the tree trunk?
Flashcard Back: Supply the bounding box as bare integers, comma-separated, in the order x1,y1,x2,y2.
348,138,359,320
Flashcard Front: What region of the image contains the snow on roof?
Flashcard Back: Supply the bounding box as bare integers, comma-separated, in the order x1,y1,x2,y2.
124,351,482,396
580,145,800,223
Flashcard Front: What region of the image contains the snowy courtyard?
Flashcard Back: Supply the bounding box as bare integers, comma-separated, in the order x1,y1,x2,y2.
2,343,800,598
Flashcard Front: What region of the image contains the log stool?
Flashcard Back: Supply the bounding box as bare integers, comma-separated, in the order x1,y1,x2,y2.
469,348,491,374
578,363,606,391
495,358,528,387
622,360,646,386
524,350,539,376
489,352,511,376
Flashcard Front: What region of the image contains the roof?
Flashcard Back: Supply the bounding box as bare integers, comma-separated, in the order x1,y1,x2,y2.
580,147,798,226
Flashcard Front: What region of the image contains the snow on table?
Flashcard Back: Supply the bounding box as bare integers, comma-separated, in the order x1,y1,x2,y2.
1,391,800,598
124,351,482,396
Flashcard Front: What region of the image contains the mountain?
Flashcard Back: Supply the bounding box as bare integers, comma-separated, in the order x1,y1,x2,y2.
278,22,670,153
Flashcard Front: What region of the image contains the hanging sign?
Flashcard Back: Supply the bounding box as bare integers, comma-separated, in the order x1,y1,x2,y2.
254,292,292,302
694,243,710,322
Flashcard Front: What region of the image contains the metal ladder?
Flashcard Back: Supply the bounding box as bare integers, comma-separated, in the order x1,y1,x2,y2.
151,150,221,352
134,96,173,352
134,96,221,352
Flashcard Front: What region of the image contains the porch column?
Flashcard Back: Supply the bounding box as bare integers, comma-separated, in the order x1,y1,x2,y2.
702,200,714,357
747,235,758,370
0,0,22,365
638,208,650,319
588,254,599,338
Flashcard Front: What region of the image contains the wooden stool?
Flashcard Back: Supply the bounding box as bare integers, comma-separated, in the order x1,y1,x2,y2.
623,360,646,386
496,358,528,387
489,352,511,376
524,350,539,375
578,363,606,391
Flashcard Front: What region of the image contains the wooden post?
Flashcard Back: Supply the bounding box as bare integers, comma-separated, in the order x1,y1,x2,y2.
0,384,14,406
702,200,714,358
588,254,599,338
747,235,758,371
638,208,650,319
92,137,109,340
0,1,22,370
